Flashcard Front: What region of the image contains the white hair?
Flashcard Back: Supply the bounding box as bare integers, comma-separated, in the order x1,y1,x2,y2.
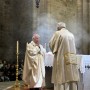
32,33,40,39
57,22,66,28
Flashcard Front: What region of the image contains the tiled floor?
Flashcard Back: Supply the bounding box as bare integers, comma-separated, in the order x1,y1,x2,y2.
6,87,53,90
0,81,53,90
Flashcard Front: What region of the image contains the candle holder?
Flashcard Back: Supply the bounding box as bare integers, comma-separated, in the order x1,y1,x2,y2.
13,52,20,90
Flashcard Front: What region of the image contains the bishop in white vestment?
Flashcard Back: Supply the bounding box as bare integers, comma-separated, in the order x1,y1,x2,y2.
23,34,46,90
49,22,80,90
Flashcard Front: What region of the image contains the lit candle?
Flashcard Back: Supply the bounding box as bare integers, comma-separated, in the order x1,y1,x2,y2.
17,41,19,53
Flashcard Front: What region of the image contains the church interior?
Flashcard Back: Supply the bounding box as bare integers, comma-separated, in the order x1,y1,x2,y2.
0,0,90,90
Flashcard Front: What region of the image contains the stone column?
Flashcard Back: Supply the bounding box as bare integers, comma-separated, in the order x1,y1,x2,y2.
77,1,84,90
13,0,34,60
0,0,15,61
0,0,33,62
88,0,90,54
82,0,89,54
76,0,83,54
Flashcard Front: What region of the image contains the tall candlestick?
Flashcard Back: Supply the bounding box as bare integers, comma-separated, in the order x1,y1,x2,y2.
17,41,19,53
14,40,20,89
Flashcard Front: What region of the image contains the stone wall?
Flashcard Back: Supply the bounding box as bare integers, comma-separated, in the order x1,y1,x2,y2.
0,0,33,62
0,0,90,62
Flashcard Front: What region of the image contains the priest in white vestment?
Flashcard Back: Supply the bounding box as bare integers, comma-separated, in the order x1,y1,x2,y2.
49,22,80,90
23,34,46,90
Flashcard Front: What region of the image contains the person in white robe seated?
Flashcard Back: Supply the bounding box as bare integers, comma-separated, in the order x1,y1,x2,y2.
49,22,80,90
22,34,46,90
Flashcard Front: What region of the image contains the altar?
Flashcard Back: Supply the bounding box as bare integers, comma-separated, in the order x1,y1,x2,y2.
44,52,90,90
44,52,86,73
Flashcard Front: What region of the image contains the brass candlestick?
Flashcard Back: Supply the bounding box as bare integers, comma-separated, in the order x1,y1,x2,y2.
15,53,20,87
14,41,20,90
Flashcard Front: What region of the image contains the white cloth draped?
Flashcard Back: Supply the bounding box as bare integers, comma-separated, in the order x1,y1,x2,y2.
45,52,90,74
44,52,54,67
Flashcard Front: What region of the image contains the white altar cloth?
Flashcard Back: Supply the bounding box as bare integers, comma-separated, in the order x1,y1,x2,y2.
44,52,90,74
45,52,54,67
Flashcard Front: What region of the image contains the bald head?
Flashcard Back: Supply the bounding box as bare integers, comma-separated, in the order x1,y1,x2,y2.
32,34,40,45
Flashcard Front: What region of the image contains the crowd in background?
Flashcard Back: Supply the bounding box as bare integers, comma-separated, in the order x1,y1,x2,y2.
0,60,23,82
0,59,90,82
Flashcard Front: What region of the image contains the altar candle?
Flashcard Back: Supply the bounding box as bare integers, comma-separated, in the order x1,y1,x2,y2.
17,41,19,53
